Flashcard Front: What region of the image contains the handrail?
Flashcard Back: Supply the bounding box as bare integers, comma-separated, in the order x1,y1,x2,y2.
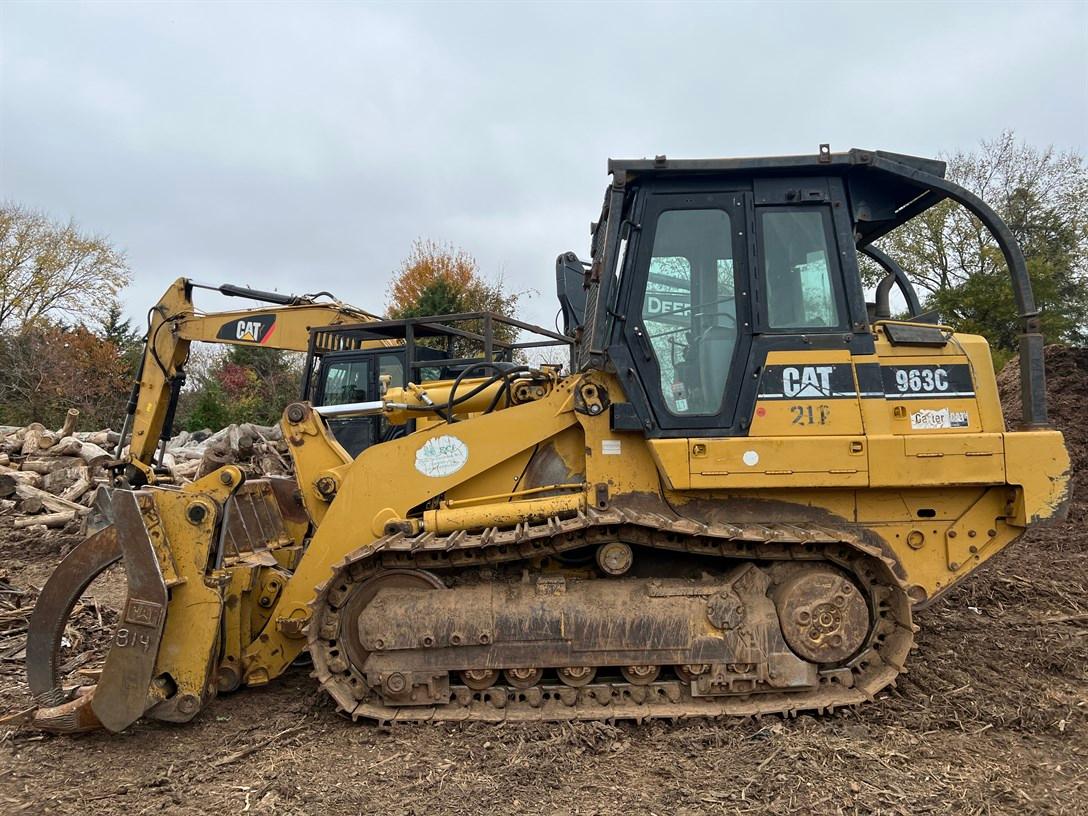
861,245,924,319
865,153,1047,428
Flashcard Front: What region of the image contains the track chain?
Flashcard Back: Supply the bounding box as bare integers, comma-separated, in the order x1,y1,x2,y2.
308,505,915,723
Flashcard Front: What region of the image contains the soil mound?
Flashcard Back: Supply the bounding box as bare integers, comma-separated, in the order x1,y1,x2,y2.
998,344,1088,478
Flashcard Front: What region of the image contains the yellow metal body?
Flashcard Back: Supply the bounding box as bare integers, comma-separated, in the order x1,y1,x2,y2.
173,322,1063,688
117,321,1069,710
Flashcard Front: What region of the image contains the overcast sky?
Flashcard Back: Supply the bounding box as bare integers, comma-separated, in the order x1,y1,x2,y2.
2,1,1086,330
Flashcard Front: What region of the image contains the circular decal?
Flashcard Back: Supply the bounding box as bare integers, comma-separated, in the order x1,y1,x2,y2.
742,450,759,467
415,435,469,478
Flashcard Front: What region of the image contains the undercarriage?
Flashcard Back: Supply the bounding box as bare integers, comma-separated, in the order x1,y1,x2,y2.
309,507,915,722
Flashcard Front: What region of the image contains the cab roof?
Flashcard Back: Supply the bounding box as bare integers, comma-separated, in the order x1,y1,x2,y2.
607,147,949,247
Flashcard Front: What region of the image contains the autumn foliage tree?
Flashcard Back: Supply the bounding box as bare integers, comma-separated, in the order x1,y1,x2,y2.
0,203,130,333
0,324,132,427
387,239,525,347
0,205,136,428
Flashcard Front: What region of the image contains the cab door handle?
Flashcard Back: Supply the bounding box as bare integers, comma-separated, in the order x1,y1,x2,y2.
633,325,654,361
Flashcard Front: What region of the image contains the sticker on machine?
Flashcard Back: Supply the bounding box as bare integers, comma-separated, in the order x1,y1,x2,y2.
415,435,469,477
910,408,969,430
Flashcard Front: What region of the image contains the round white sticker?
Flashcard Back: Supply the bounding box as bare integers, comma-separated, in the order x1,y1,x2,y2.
415,435,469,478
742,450,759,467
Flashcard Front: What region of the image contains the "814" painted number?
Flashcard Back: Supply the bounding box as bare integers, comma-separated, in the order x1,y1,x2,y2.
114,627,152,652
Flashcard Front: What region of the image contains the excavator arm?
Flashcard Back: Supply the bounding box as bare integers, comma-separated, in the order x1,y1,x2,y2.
119,277,384,483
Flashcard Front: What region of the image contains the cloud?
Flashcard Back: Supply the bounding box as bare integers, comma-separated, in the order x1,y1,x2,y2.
1,1,1084,329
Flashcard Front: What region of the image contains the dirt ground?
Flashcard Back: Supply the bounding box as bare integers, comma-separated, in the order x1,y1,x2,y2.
0,349,1085,816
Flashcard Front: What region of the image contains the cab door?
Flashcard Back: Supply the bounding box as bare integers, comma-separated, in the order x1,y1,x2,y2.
316,354,376,457
621,191,753,434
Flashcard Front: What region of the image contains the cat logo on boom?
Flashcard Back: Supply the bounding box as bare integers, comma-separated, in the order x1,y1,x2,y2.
215,314,277,344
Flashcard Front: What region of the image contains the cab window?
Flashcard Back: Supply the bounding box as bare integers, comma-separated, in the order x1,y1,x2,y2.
641,208,738,415
761,209,841,329
379,354,405,390
322,359,370,405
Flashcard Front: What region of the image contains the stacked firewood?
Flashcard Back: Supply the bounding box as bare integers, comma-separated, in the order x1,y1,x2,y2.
0,410,292,536
0,410,111,534
166,422,291,482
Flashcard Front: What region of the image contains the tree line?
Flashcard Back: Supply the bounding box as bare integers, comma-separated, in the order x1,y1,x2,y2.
873,132,1087,364
1,133,1084,432
0,219,526,431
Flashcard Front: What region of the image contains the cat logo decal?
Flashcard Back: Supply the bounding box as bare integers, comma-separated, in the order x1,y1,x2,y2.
215,315,277,344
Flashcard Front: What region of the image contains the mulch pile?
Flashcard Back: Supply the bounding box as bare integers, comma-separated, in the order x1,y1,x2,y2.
999,345,1088,478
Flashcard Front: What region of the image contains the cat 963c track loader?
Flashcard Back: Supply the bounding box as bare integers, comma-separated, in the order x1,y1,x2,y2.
26,147,1069,732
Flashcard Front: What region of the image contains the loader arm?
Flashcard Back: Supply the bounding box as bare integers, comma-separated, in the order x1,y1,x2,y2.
121,277,387,483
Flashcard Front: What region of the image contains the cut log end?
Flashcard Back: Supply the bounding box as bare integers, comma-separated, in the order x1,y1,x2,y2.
59,408,80,438
18,496,45,515
14,510,76,529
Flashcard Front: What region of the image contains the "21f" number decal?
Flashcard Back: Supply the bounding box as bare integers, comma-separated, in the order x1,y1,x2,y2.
790,404,830,425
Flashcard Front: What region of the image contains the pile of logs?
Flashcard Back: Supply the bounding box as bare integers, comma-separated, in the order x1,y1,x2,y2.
165,422,291,483
0,409,292,536
0,410,112,534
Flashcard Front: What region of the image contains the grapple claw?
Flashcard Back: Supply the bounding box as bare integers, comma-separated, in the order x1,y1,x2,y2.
31,688,103,734
26,490,171,734
26,524,122,713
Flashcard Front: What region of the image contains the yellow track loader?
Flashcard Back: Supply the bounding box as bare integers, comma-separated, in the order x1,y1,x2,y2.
26,147,1069,732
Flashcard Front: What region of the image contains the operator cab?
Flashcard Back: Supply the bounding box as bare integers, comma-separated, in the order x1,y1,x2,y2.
312,345,450,456
305,313,571,457
617,180,855,435
566,147,1048,435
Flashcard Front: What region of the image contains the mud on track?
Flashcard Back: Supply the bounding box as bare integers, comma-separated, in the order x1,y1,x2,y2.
0,349,1085,816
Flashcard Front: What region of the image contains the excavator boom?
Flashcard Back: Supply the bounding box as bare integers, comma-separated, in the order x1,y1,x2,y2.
116,278,386,482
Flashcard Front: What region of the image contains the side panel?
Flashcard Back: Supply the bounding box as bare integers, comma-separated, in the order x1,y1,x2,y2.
867,434,1006,487
687,436,868,488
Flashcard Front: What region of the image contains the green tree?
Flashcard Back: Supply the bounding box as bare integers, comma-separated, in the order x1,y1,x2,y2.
874,133,1087,350
99,301,140,348
386,238,527,355
176,345,303,432
393,275,464,320
182,379,233,432
99,300,144,375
